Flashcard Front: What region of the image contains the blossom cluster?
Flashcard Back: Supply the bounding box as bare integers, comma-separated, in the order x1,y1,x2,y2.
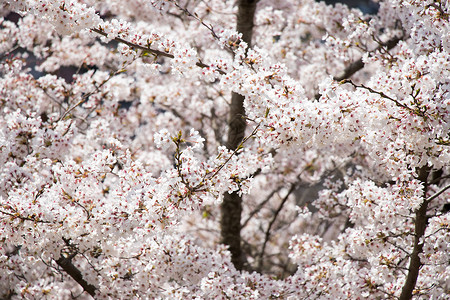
0,0,448,299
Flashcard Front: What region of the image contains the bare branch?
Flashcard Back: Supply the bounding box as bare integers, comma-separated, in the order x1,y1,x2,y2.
257,184,296,272
242,186,283,228
426,183,450,202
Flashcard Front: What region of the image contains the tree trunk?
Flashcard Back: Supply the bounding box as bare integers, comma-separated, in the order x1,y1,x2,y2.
399,167,430,300
220,0,257,271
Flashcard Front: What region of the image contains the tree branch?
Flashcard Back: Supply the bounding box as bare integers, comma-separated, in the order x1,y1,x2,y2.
241,186,283,228
257,184,295,272
426,183,450,202
56,254,97,298
91,27,226,75
343,80,430,118
334,36,402,82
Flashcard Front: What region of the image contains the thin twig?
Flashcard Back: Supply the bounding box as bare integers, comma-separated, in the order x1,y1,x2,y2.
58,71,114,121
0,208,51,224
257,184,296,272
205,124,260,181
241,186,283,228
91,27,226,75
343,80,423,116
426,183,450,202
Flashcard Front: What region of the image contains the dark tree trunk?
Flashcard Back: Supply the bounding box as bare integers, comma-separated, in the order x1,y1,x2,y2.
220,0,257,271
399,167,430,300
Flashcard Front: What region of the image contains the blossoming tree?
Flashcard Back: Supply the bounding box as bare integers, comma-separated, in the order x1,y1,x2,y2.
0,0,449,298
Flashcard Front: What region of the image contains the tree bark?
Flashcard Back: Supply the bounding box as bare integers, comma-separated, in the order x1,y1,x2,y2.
399,167,430,300
220,0,257,271
57,255,97,298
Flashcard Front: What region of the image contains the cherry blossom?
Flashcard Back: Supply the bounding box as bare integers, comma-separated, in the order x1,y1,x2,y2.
0,0,448,299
